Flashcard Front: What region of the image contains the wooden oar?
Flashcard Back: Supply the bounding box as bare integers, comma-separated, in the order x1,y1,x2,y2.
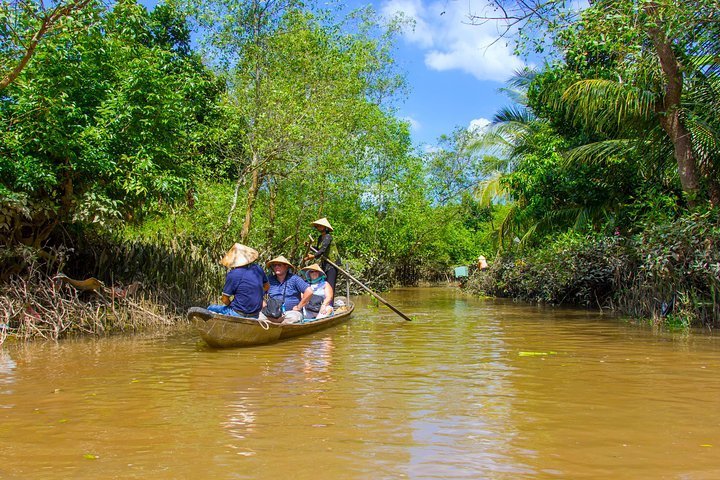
308,244,412,322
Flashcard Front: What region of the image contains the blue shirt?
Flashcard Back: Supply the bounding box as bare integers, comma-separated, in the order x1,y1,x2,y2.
267,273,310,310
223,264,268,314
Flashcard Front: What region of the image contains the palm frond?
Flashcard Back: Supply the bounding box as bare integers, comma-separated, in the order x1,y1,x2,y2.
517,223,537,248
562,79,656,135
497,203,520,248
476,172,511,206
508,67,538,89
563,139,638,167
687,115,720,154
515,204,615,247
492,105,535,125
497,67,538,103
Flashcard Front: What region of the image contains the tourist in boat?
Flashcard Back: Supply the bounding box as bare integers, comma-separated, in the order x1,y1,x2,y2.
207,243,268,318
303,217,339,296
300,263,334,319
262,255,313,324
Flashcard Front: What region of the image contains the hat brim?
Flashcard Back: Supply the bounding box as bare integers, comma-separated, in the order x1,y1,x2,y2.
301,263,325,275
266,259,296,270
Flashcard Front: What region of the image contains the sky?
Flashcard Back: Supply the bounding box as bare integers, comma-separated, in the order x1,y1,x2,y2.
359,0,526,148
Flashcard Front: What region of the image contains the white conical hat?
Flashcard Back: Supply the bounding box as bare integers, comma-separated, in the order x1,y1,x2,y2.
301,263,325,275
311,217,333,232
266,255,295,270
220,243,259,268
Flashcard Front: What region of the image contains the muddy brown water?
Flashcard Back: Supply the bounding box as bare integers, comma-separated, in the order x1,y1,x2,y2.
1,287,719,479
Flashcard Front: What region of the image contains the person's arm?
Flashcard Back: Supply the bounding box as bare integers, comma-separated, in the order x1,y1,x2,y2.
314,233,332,258
220,272,235,306
321,283,334,313
261,268,269,291
294,286,313,310
305,233,332,261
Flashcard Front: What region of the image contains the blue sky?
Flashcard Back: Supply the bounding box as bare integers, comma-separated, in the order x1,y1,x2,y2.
364,0,526,148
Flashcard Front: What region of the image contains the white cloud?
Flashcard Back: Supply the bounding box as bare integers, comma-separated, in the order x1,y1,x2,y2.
468,117,491,134
422,143,440,154
402,115,422,132
381,0,524,82
380,0,434,47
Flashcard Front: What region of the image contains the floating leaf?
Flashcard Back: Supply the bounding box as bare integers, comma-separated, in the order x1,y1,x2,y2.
83,454,98,460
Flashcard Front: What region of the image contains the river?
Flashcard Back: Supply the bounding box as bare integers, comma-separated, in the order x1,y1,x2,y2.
1,287,719,479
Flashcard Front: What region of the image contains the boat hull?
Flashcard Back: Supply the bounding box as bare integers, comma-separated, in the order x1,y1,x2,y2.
188,301,354,348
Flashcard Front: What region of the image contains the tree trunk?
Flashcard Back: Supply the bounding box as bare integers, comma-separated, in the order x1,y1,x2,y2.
267,179,277,246
645,3,701,206
241,153,261,243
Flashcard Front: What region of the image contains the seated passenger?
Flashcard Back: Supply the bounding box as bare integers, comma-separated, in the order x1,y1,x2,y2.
261,255,312,324
207,244,268,318
300,263,334,320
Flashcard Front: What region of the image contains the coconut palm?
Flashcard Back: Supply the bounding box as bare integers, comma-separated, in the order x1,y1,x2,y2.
475,67,630,248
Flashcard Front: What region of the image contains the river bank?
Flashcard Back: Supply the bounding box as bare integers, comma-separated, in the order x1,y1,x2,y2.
2,209,718,344
464,212,720,329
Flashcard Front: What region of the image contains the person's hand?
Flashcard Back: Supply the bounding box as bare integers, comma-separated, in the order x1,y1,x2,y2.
303,254,314,261
292,305,301,311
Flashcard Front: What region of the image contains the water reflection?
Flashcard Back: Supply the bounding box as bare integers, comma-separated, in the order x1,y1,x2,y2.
222,336,336,458
0,349,17,408
223,393,258,455
300,336,334,380
394,298,535,478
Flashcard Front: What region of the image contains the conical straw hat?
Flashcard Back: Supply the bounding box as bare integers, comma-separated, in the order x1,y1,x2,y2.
301,263,325,275
266,255,295,270
220,244,259,268
310,217,333,232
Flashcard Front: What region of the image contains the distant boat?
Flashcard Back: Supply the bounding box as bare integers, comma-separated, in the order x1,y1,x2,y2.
188,297,354,348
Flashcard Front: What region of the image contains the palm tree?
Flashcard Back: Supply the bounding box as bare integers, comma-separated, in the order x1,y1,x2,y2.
475,68,628,248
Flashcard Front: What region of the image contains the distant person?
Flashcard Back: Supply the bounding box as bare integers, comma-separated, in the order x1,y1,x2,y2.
262,255,313,324
207,243,268,318
477,255,489,271
300,263,334,319
303,217,339,296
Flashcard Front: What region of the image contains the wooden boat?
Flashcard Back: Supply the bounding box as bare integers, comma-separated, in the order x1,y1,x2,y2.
188,297,354,348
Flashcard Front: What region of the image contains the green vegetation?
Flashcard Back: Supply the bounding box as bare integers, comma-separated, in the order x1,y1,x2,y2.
1,0,719,339
466,0,720,328
1,0,490,339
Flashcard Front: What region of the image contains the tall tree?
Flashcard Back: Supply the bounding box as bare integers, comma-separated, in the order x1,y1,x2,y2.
1,0,220,250
1,0,96,90
190,0,408,243
469,0,720,207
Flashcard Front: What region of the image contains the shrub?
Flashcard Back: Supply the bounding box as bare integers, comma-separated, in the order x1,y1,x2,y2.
467,233,629,307
467,210,720,328
617,211,720,326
